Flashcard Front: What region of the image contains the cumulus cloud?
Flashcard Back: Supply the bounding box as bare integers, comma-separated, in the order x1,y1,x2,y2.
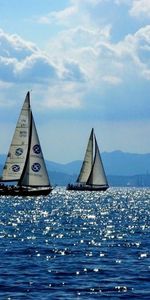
130,0,150,18
0,28,87,109
0,29,57,83
0,28,85,86
30,0,150,116
39,0,150,120
116,25,150,79
37,5,78,25
46,20,150,89
36,0,106,28
0,29,38,58
15,54,57,83
1,0,150,117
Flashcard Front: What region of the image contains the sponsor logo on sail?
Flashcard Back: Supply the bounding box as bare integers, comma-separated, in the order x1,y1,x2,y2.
12,165,20,172
15,148,23,156
33,144,41,154
20,130,27,137
31,163,41,172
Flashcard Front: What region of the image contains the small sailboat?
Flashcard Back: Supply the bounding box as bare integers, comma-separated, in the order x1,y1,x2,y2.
67,128,109,191
0,91,52,196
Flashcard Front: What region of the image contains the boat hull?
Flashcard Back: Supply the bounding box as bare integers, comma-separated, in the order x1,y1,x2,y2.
0,186,53,196
67,184,109,191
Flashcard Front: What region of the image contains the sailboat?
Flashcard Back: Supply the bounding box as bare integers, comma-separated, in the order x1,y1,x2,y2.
67,128,109,191
0,91,52,196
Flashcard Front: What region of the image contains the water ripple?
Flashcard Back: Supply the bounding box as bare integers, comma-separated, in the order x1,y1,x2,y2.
0,187,149,299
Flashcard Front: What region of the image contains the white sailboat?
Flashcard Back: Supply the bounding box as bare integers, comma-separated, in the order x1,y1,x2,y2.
67,128,109,191
0,91,52,196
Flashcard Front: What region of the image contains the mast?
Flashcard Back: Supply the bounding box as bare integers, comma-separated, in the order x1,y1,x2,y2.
18,93,32,186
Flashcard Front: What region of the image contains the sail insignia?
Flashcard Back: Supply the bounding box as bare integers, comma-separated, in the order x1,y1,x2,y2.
20,111,51,187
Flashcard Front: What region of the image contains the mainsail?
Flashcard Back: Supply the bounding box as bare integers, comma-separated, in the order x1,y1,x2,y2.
77,129,93,184
2,93,30,182
2,92,51,189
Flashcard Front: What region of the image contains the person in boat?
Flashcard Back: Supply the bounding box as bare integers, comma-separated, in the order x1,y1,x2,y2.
0,184,8,191
0,183,5,191
68,184,73,189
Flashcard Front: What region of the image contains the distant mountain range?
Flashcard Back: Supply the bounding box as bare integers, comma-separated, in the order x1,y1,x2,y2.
0,151,150,187
101,151,150,176
44,150,150,177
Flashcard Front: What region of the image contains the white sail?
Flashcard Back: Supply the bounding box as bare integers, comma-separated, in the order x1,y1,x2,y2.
77,129,93,184
20,112,50,187
2,93,30,181
87,135,108,186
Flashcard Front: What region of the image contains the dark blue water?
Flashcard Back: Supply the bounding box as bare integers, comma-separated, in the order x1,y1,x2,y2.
0,188,150,299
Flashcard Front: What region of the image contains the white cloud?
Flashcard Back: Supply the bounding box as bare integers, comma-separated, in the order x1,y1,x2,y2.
130,0,150,18
14,53,57,83
37,5,78,25
0,28,85,86
118,25,150,79
41,82,82,109
0,29,57,83
31,0,150,88
0,29,38,58
114,0,131,5
70,0,103,6
102,75,122,85
36,0,106,29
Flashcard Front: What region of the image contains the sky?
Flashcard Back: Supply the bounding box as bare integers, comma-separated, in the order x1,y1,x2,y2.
0,0,150,163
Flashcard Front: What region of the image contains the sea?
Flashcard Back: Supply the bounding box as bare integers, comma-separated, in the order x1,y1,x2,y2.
0,187,150,300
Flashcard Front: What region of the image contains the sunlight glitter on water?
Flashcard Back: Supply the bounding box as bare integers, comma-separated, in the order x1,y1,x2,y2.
0,187,150,299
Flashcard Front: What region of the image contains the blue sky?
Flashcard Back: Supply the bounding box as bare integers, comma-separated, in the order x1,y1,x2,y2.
0,0,150,162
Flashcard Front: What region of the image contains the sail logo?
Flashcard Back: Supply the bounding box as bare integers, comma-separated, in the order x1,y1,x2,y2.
20,130,27,137
12,165,20,172
32,163,41,172
33,144,41,154
21,119,27,126
15,148,23,156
